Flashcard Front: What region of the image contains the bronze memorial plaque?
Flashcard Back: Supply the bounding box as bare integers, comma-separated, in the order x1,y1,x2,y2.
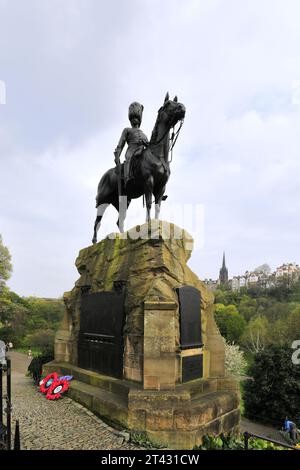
182,355,203,383
78,291,126,378
176,286,203,382
176,286,203,350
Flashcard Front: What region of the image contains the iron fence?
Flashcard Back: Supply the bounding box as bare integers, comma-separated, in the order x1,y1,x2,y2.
243,431,299,450
0,359,20,450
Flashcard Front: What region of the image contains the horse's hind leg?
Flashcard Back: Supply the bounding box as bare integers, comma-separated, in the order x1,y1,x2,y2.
92,203,109,244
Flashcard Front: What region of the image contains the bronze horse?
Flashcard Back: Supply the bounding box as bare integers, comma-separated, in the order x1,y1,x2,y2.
92,93,186,244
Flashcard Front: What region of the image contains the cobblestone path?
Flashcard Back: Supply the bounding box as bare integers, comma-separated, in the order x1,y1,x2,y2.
5,352,140,450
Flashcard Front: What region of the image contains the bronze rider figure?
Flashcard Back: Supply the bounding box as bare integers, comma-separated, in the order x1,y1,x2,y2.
114,102,149,186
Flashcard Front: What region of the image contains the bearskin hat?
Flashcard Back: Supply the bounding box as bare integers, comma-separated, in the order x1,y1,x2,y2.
128,102,144,124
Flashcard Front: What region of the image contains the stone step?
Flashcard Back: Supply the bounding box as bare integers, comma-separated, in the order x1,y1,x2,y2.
192,390,239,414
68,379,129,428
173,390,240,434
176,377,219,401
43,361,140,400
192,390,239,428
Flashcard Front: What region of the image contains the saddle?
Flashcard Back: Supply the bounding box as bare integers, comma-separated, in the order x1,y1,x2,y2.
123,146,146,183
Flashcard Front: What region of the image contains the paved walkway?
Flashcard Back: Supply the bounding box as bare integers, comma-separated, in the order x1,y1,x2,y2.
3,351,140,450
240,418,288,445
4,352,288,450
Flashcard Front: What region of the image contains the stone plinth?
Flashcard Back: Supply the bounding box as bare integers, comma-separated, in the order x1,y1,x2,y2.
46,221,240,449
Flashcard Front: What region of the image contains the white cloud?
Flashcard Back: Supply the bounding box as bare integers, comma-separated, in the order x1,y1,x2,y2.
1,0,300,295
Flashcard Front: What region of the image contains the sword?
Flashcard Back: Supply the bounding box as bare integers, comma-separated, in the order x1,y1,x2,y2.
115,157,126,231
115,156,122,201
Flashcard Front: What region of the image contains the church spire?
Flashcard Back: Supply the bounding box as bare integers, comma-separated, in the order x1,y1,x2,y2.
219,252,229,284
222,252,226,268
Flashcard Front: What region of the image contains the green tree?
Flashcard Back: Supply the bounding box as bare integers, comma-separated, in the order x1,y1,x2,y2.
0,235,12,287
261,301,292,323
241,316,269,353
214,288,239,307
239,295,257,321
285,306,300,343
0,289,30,327
25,297,64,330
0,297,29,346
289,279,300,302
0,325,19,345
268,318,289,346
0,288,63,348
214,304,246,344
24,329,55,355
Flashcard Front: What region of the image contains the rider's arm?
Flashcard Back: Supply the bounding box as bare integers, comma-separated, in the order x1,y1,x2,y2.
114,128,128,162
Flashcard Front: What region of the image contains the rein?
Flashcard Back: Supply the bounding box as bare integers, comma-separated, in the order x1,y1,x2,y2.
168,119,184,163
149,118,184,163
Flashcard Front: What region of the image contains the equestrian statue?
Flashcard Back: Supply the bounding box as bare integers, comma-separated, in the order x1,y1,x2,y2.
92,92,186,244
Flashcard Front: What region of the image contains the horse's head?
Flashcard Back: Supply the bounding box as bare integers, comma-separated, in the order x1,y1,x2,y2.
150,92,186,147
159,92,186,129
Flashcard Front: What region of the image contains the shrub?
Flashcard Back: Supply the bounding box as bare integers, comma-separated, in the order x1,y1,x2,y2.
243,344,300,425
224,341,247,376
215,304,246,343
196,434,286,450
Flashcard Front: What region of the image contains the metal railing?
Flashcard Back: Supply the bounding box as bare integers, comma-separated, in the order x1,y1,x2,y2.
0,358,12,450
0,358,21,450
243,431,300,450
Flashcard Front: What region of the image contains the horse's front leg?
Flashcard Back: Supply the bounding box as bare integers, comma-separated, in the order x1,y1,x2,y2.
145,176,154,222
154,185,166,220
155,201,161,219
116,196,131,233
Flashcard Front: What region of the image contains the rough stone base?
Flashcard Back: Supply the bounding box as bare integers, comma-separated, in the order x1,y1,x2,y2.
43,361,240,449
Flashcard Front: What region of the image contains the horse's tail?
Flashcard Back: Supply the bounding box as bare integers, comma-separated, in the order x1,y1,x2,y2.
95,167,118,208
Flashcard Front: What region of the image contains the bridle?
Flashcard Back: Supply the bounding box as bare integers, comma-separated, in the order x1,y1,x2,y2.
149,107,184,163
142,104,184,208
168,119,184,163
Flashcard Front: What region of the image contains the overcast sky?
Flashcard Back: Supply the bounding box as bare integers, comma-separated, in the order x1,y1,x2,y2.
1,0,300,297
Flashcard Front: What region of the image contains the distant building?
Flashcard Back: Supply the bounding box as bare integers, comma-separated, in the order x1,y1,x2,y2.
248,273,259,285
231,275,248,292
204,258,300,293
275,263,300,279
219,252,229,285
231,276,240,291
230,262,300,292
203,278,218,292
